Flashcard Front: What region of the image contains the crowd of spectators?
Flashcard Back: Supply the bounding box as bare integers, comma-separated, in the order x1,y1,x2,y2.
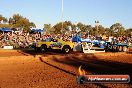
0,31,74,49
0,31,131,49
0,32,41,49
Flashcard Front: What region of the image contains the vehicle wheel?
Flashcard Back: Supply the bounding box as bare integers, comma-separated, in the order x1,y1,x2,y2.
123,46,128,52
35,47,39,52
81,44,84,53
111,46,114,52
62,46,71,54
119,46,123,52
113,46,117,52
117,46,120,52
40,45,47,52
115,46,118,52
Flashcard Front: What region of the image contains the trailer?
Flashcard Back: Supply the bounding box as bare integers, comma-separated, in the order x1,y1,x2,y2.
72,35,131,53
105,42,129,52
127,45,132,53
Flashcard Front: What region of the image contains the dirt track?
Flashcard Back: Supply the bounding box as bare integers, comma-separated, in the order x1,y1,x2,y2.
0,50,132,88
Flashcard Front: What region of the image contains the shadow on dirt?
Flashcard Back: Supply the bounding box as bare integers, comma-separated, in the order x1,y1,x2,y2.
21,49,132,84
51,54,132,84
20,49,81,57
39,56,109,88
39,57,76,76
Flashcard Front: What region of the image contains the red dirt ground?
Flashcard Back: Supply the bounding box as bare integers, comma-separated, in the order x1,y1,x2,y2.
0,50,131,88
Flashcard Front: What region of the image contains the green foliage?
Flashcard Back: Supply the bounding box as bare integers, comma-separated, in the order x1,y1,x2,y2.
44,24,52,34
105,28,111,36
0,15,8,23
0,14,36,32
0,24,11,28
49,21,131,37
0,14,131,37
110,23,125,37
9,14,36,32
91,25,105,36
53,22,62,34
53,21,73,34
126,28,132,37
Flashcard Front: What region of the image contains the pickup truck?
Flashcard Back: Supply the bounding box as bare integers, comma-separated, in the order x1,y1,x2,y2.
34,38,74,53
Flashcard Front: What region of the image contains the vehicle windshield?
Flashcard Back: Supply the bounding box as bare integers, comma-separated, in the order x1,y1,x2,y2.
42,38,58,42
42,38,52,42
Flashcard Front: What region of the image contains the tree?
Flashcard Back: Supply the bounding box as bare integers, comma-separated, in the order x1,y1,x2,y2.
53,22,63,34
77,22,91,33
44,24,53,34
0,14,9,28
91,27,98,36
0,15,8,24
110,23,125,37
126,28,132,37
105,28,111,36
76,22,84,32
9,14,36,32
53,21,74,34
98,25,105,36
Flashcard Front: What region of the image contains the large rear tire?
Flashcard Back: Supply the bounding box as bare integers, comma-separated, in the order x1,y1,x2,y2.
113,45,117,52
117,46,120,52
123,46,128,52
119,46,123,52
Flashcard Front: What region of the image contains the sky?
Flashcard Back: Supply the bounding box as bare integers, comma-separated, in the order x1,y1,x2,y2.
0,0,132,29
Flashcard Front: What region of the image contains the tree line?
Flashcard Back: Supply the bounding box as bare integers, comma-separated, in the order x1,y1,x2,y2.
0,14,132,37
45,21,132,37
0,14,36,32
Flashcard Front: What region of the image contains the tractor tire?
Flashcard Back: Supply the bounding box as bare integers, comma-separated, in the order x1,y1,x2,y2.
119,46,123,52
117,46,120,52
113,46,117,52
123,46,128,52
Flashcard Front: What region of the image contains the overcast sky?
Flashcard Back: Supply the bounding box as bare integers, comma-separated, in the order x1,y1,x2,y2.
0,0,132,29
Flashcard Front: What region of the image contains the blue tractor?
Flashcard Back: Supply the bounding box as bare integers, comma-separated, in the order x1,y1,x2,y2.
72,36,106,53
